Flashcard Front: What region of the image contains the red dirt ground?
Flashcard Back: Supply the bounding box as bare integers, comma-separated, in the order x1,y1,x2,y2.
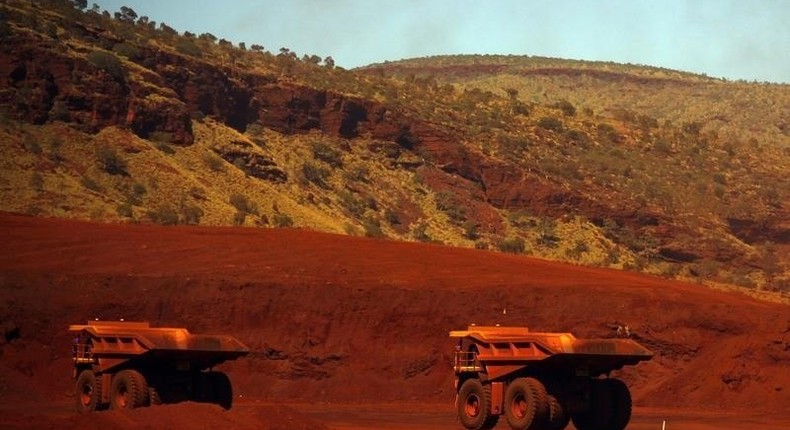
1,213,788,429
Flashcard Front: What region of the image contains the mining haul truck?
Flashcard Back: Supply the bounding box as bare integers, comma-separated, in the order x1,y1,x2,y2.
451,325,653,430
70,320,249,413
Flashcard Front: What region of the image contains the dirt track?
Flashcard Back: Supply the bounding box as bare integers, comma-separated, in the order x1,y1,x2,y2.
1,214,788,429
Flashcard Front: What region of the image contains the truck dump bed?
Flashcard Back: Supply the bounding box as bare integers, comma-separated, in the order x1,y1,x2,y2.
70,321,249,373
451,325,652,379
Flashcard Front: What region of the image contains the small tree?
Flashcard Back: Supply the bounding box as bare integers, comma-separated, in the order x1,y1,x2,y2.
199,32,217,43
114,6,137,23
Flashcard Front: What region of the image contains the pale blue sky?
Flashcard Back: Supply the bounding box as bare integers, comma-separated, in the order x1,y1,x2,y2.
94,0,789,83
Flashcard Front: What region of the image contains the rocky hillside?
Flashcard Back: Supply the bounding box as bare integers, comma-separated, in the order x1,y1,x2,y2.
1,0,788,295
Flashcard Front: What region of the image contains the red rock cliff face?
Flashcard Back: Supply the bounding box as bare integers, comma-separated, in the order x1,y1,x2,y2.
0,26,425,148
0,26,659,230
0,29,194,144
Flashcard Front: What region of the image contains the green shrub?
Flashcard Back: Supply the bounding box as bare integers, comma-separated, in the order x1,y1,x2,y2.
412,223,431,242
597,123,621,143
385,209,401,225
86,50,125,81
229,193,257,214
498,237,526,254
564,129,589,145
203,153,225,172
273,212,294,228
175,39,201,57
232,157,249,175
96,146,127,175
362,216,384,238
112,42,141,60
344,165,370,183
338,190,366,217
148,205,179,225
498,134,530,160
232,211,246,226
537,116,563,132
181,205,203,225
189,186,207,201
116,202,133,218
80,176,102,192
302,162,331,188
513,101,530,116
536,218,560,248
311,142,343,168
153,141,176,155
435,191,465,222
463,221,479,240
554,100,576,117
566,240,590,259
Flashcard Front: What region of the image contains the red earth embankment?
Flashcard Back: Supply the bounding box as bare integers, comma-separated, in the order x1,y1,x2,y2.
1,214,788,428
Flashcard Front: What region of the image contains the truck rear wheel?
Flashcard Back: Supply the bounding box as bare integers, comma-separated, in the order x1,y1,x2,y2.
457,378,497,430
110,369,149,410
75,370,103,413
571,379,613,430
504,377,548,430
605,378,631,430
209,371,233,410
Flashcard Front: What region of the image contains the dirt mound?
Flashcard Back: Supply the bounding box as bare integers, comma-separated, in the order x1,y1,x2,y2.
1,402,328,430
1,213,788,421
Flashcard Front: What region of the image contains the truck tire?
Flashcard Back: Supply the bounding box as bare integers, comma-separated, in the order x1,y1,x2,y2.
457,378,496,430
571,379,613,430
605,378,631,430
148,386,162,406
110,369,149,410
75,370,103,413
546,394,570,430
504,377,548,430
209,371,233,410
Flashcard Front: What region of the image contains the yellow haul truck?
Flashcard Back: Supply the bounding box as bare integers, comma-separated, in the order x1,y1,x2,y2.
70,320,249,412
451,325,653,430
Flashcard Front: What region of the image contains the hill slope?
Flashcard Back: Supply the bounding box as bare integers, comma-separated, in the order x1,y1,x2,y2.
0,0,788,293
1,214,788,416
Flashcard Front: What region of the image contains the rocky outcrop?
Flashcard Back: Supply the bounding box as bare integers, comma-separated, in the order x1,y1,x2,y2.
0,29,194,144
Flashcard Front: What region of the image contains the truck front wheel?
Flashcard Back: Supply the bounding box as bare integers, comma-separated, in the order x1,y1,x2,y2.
546,394,570,430
75,370,103,413
457,378,497,430
110,369,149,410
